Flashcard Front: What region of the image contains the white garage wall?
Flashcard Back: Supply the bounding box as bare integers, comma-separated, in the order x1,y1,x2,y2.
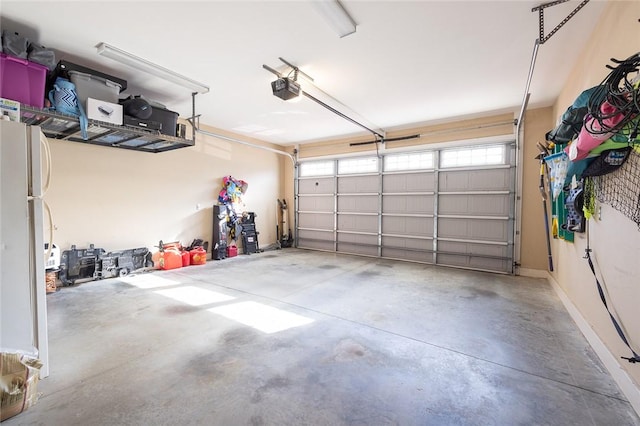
42,124,280,255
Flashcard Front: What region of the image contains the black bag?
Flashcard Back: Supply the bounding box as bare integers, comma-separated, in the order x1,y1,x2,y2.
546,106,588,145
120,95,152,119
27,42,56,71
1,30,29,58
582,146,632,178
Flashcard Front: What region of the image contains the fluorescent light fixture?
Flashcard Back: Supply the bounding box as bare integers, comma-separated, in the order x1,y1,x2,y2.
311,0,357,38
96,42,210,94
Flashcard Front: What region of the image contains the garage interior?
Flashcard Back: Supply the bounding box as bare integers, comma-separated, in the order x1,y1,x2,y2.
1,0,639,425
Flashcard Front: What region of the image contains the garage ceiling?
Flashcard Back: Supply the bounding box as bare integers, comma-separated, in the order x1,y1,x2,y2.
1,0,606,146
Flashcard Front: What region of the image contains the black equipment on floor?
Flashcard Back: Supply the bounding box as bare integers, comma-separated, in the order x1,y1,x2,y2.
59,244,152,285
212,204,228,260
240,212,260,254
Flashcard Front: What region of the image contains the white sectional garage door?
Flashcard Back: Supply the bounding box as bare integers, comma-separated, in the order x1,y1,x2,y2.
296,141,516,274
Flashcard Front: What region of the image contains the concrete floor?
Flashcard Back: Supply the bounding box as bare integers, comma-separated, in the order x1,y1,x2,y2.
6,249,640,425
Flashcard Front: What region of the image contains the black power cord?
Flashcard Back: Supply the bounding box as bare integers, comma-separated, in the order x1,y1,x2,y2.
586,52,640,136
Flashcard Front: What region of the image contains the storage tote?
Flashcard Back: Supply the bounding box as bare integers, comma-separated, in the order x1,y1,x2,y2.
68,70,121,110
0,52,47,108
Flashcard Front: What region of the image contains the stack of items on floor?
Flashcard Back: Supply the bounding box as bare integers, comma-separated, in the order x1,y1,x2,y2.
0,29,181,139
152,239,209,271
213,176,261,259
542,52,640,239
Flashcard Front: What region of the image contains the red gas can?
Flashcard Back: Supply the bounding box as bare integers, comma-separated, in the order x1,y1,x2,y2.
156,248,182,270
226,245,238,257
181,250,191,267
190,246,207,265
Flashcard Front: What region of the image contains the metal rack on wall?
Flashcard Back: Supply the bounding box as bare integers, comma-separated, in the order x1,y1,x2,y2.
19,104,194,154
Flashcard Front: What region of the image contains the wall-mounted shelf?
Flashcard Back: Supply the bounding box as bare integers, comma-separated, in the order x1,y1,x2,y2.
19,105,194,153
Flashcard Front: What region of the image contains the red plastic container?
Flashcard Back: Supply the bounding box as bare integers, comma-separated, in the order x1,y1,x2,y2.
181,250,191,267
152,248,182,270
226,245,238,258
190,247,207,265
0,53,47,108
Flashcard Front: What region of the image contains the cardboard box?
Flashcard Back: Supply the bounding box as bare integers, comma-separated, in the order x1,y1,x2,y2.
87,97,123,125
0,353,42,421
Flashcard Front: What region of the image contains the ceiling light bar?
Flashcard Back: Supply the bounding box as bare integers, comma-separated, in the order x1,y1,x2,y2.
96,42,209,94
310,0,357,38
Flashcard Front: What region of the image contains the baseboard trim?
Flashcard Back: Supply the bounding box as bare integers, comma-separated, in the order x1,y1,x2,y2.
547,273,640,417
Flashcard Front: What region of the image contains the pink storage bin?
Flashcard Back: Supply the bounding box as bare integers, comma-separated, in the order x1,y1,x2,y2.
0,52,48,108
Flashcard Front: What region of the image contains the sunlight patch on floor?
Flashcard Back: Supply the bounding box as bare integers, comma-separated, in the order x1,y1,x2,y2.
154,286,235,306
208,301,314,334
120,274,181,289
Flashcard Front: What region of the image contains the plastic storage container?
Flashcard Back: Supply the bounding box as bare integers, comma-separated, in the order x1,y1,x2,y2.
0,52,47,108
68,70,121,110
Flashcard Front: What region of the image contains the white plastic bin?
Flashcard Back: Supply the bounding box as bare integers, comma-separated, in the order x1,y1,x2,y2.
68,70,121,111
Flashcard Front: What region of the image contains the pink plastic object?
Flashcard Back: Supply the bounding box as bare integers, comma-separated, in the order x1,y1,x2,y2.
0,53,47,108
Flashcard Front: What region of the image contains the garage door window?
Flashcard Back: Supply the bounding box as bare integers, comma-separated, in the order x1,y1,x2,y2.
338,157,378,174
440,145,505,168
299,160,335,177
384,152,434,172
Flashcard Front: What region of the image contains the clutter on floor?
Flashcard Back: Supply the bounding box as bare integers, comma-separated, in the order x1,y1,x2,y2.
0,352,42,422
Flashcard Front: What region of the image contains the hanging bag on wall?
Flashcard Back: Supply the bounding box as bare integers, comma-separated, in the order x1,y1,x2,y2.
581,146,632,178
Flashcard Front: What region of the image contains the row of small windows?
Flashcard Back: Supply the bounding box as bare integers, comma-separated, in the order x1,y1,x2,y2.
299,144,507,177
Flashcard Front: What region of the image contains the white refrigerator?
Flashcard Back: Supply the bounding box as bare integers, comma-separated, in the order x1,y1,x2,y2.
0,120,49,377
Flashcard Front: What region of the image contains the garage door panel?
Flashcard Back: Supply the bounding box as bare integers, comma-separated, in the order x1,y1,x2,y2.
338,215,377,233
437,240,510,271
382,236,432,251
297,229,334,251
439,169,510,191
383,172,435,192
437,253,510,271
438,194,509,216
338,176,379,193
298,178,335,194
338,195,378,213
438,218,508,242
382,247,433,263
299,196,333,212
338,233,378,256
382,216,434,237
383,195,434,214
298,213,334,230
